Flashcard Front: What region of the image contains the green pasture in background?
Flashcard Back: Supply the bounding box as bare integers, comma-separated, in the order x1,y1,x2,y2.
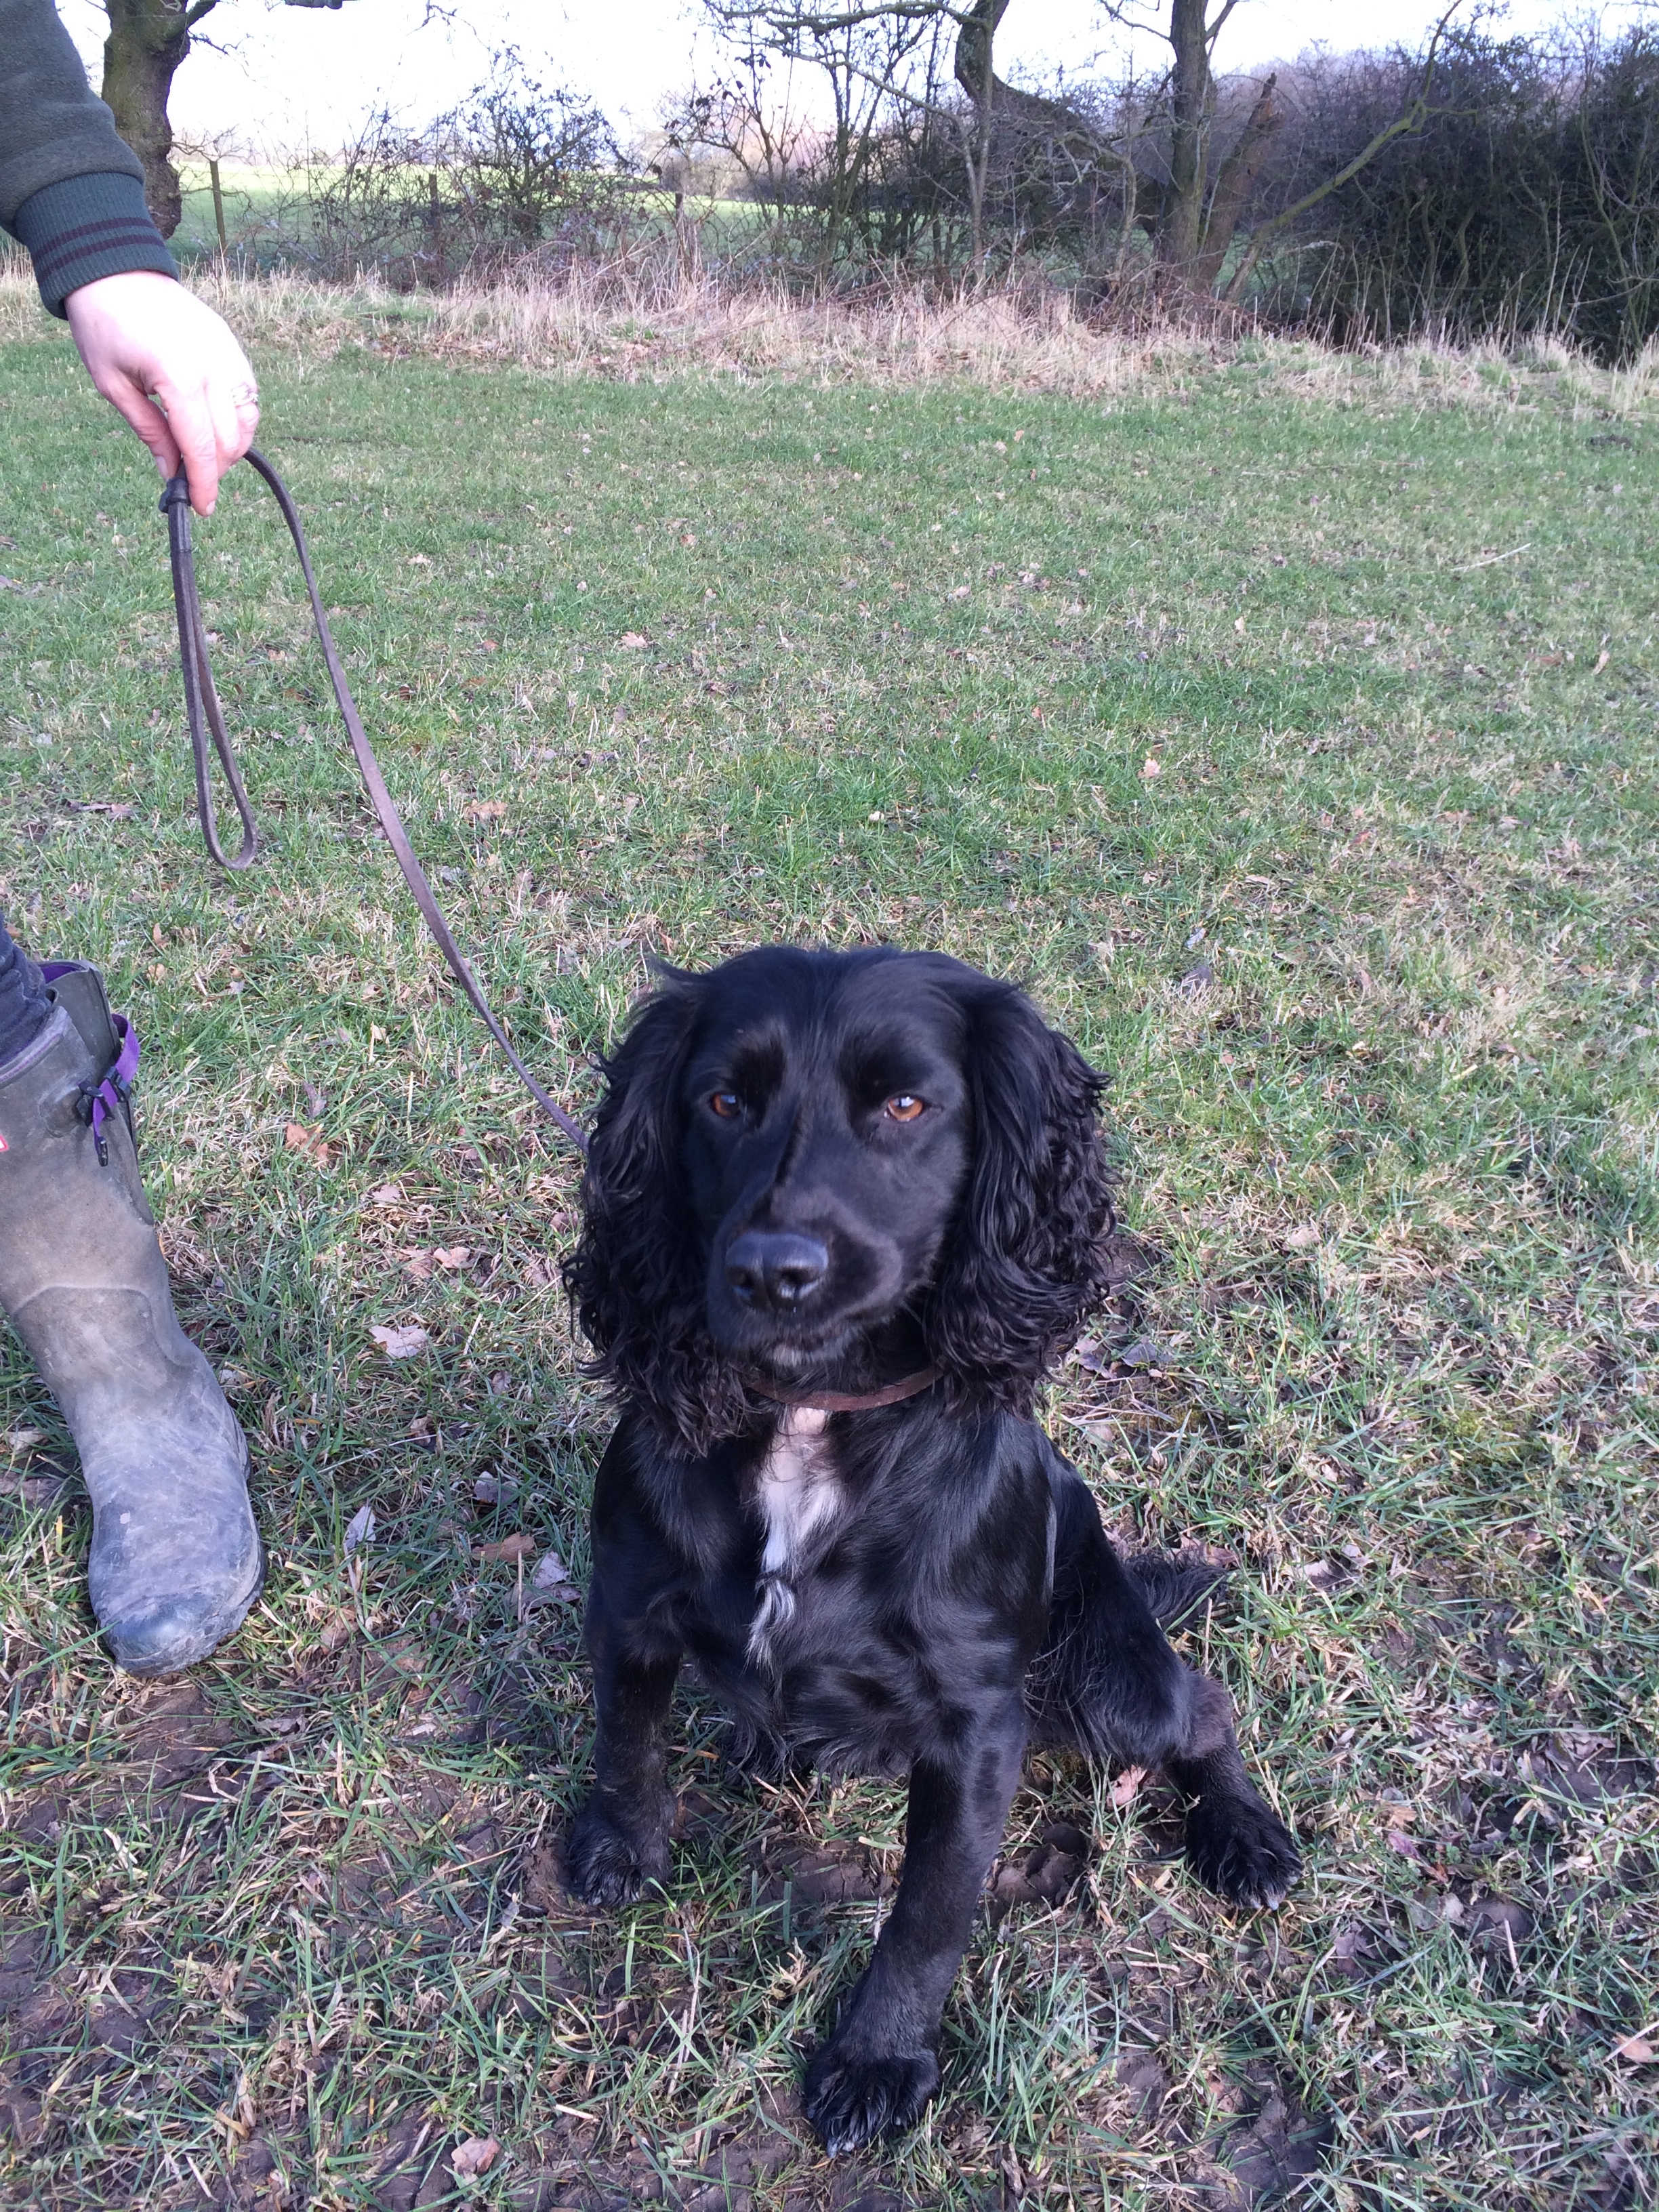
0,314,1655,2208
167,161,759,272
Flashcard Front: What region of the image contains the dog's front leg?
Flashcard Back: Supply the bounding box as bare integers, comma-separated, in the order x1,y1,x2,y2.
803,1708,1025,2154
565,1625,681,1909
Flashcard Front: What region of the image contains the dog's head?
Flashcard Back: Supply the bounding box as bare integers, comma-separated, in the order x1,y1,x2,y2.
565,947,1115,1452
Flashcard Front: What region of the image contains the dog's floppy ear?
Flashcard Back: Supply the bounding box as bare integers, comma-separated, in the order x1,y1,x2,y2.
924,979,1114,1414
562,967,750,1453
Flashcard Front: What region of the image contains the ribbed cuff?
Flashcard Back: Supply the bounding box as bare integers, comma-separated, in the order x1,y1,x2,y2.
13,171,176,318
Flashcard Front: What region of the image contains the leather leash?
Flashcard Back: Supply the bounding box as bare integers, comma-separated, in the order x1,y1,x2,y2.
161,452,589,1156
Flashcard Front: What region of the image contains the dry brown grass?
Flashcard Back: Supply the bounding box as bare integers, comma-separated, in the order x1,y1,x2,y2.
5,262,1658,416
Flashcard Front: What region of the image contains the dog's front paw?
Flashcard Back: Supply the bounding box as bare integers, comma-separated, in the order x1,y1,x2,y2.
563,1801,670,1909
803,2040,939,2155
1185,1791,1301,1909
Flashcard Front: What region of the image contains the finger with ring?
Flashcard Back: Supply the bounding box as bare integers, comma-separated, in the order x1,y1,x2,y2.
231,382,260,411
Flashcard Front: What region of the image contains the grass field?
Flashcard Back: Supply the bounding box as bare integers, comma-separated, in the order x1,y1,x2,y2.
0,279,1656,2211
165,163,761,278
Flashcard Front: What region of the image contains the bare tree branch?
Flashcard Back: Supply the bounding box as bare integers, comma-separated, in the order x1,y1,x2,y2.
1222,0,1468,298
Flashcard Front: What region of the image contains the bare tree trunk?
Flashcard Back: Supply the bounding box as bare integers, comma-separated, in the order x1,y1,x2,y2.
955,0,1006,277
970,0,994,275
1189,71,1279,294
955,0,1103,281
100,0,220,238
1155,0,1210,279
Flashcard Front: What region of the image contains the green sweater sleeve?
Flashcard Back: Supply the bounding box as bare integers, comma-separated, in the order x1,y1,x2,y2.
0,0,176,315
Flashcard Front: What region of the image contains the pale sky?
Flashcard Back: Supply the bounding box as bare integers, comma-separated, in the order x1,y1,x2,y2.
58,0,1654,154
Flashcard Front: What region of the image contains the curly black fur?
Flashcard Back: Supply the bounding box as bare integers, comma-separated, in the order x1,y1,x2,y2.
922,968,1118,1413
564,946,1117,1449
560,945,1300,2158
563,962,758,1454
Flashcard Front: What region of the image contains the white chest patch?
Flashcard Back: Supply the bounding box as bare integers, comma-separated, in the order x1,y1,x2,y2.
747,1406,840,1669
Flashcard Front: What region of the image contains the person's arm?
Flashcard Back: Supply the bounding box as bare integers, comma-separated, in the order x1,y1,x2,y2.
0,0,174,308
0,0,259,513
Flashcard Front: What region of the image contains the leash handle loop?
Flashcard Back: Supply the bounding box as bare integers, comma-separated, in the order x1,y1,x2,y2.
161,455,589,1156
161,471,258,869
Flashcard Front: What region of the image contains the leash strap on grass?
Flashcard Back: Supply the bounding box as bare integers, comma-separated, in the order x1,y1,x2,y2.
160,453,590,1158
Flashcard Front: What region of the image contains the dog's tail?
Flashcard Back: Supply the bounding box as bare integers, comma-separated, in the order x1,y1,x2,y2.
1122,1551,1229,1630
1024,1471,1228,1768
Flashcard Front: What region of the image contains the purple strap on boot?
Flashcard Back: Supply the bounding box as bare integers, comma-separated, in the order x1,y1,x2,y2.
86,1012,140,1162
40,964,141,1166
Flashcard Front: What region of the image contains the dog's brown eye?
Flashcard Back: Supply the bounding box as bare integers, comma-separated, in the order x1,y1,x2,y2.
709,1090,741,1120
884,1094,925,1123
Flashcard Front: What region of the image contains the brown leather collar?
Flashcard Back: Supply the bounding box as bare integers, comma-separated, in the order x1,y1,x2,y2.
738,1364,941,1414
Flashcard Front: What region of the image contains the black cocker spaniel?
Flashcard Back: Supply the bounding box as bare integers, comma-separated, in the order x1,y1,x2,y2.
562,945,1299,2153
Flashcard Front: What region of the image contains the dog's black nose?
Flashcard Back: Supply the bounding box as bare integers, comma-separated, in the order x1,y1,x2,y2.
724,1231,830,1307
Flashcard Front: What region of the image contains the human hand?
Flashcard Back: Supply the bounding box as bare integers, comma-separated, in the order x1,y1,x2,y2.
64,270,260,516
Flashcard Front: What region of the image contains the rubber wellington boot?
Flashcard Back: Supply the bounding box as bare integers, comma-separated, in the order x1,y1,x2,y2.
0,962,261,1673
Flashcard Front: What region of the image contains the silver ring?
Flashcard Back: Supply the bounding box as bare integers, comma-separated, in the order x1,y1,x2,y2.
230,381,260,410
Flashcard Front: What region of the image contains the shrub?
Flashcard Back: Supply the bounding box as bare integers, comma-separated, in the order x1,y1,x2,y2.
1259,25,1659,361
302,57,634,288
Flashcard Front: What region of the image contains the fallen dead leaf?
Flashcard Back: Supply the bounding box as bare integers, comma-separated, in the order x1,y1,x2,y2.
284,1121,334,1168
432,1245,472,1271
402,1249,434,1282
1109,1765,1146,1808
5,1472,65,1508
524,1549,582,1605
619,630,650,649
474,1532,535,1563
451,2135,500,2177
1613,2032,1657,2063
343,1503,377,1555
1141,756,1160,779
1386,1828,1422,1860
316,1607,354,1653
464,800,506,823
369,1324,430,1360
